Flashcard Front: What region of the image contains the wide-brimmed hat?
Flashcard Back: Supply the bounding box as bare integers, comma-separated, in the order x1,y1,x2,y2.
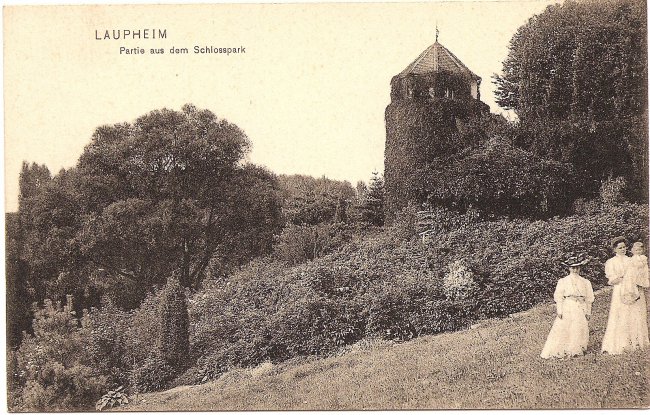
562,253,591,267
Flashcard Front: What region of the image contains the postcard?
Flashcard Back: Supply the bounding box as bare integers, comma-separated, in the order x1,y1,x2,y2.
4,1,648,411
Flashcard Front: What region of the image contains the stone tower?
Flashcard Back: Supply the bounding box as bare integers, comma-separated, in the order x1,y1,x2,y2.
384,40,489,220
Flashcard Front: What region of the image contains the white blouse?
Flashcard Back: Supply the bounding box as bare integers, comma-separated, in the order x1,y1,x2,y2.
553,274,595,316
605,254,630,284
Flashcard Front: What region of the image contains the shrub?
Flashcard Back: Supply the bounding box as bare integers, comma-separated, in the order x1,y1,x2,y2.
600,176,627,206
124,289,162,369
443,260,476,300
12,298,108,411
416,205,482,235
95,386,129,411
130,355,176,393
158,278,190,371
84,299,131,387
125,278,190,389
421,136,577,218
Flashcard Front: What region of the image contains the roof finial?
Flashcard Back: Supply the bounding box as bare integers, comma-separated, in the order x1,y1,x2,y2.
435,21,439,43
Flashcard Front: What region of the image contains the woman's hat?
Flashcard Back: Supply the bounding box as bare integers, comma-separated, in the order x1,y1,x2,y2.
562,253,591,267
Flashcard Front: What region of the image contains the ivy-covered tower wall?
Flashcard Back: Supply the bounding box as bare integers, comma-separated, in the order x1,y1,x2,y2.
384,53,489,221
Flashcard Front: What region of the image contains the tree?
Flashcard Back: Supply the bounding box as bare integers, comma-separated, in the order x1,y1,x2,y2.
6,212,32,348
76,105,283,291
421,136,576,218
493,0,647,199
277,174,356,226
494,0,646,119
361,172,385,226
16,105,283,309
17,166,87,308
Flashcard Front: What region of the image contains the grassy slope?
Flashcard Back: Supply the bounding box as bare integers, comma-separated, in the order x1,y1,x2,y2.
121,288,649,410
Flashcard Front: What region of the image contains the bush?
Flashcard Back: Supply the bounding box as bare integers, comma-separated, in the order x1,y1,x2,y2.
158,278,190,371
443,260,476,300
421,136,577,218
129,355,176,393
125,289,163,369
84,299,131,388
600,176,627,206
125,278,190,389
12,298,108,411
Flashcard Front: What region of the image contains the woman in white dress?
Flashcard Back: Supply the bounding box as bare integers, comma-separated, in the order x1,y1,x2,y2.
541,254,594,359
601,237,650,354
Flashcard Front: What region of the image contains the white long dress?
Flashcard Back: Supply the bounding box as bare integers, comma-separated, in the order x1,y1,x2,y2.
601,254,650,354
541,274,595,359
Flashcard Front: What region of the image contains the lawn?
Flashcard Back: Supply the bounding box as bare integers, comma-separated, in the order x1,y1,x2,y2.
120,287,649,410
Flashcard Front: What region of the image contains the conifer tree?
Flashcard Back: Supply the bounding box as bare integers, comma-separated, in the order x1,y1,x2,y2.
362,172,385,226
157,277,190,371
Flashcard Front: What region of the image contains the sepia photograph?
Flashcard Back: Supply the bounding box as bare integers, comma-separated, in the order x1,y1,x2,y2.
3,0,649,411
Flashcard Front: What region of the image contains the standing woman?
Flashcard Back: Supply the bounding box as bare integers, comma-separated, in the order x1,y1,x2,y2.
541,253,594,359
601,237,650,354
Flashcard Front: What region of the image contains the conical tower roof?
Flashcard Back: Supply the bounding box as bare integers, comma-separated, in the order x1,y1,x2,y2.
397,41,480,81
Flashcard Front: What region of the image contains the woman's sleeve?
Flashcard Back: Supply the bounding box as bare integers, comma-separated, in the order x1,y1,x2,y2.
554,279,564,315
585,280,594,315
637,262,650,288
604,259,620,284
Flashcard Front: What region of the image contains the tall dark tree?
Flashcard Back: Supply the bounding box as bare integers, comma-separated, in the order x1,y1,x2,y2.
494,0,647,199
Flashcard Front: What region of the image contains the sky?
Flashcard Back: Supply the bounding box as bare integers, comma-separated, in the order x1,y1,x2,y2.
3,1,559,212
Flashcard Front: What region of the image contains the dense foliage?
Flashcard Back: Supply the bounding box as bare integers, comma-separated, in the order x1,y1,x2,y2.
11,299,108,411
277,174,356,226
125,279,190,392
421,136,577,217
271,173,383,265
186,202,647,381
7,5,649,402
494,0,648,199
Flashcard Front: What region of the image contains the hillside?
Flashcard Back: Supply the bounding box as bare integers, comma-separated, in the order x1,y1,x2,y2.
119,287,649,410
